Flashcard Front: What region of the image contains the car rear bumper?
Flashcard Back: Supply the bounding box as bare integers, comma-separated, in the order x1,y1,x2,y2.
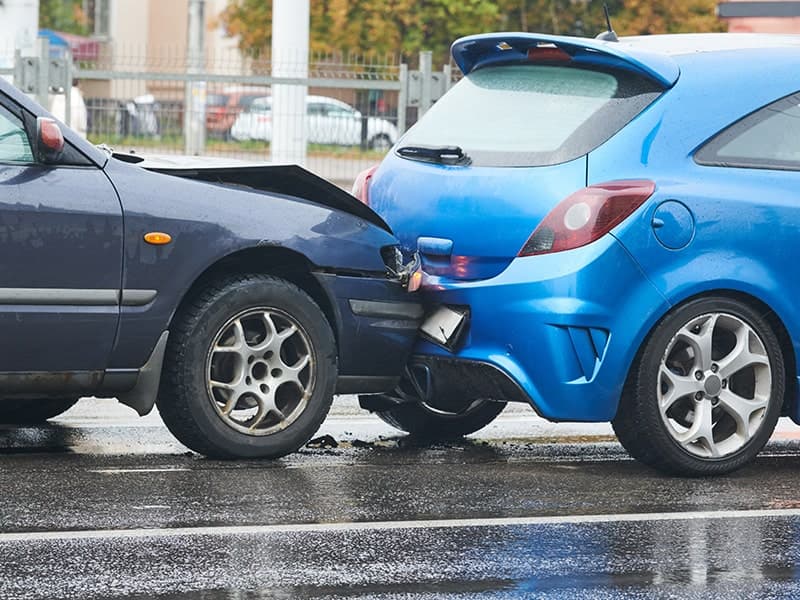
314,272,423,393
414,235,670,422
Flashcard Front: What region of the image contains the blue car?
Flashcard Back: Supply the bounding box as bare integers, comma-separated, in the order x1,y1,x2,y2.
356,32,800,475
0,77,421,458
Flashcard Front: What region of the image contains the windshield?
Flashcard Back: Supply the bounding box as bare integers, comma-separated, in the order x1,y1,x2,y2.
399,64,662,167
251,97,272,113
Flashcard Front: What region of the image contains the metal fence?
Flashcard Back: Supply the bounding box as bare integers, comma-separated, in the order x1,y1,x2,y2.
1,39,452,187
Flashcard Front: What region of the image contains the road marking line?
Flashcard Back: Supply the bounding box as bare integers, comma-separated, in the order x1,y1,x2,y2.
88,468,191,474
3,507,800,543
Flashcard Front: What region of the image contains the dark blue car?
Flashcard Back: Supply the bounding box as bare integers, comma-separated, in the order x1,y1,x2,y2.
0,77,421,458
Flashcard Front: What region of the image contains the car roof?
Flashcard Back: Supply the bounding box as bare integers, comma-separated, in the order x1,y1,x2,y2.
619,33,800,56
307,95,352,108
250,95,353,108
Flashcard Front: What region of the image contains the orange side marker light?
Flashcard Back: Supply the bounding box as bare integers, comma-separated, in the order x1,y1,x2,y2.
144,232,172,245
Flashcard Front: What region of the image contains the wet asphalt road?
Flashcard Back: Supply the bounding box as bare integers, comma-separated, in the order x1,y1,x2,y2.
5,399,800,599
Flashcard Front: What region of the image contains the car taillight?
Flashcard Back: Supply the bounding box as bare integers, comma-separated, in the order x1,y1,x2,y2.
527,46,572,63
352,164,379,205
519,180,655,256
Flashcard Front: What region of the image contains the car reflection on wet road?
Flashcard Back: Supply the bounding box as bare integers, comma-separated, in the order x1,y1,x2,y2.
3,398,800,599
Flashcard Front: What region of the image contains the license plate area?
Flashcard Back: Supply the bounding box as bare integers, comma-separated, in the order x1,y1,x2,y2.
419,305,469,351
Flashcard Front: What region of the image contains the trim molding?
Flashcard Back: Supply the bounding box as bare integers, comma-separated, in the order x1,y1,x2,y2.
0,288,156,306
120,289,157,306
349,299,424,320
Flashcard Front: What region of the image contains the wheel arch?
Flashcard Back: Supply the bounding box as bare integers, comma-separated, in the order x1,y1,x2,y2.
167,246,339,350
620,288,797,419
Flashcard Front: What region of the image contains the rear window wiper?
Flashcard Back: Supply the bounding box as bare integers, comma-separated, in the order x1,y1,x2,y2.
396,145,471,166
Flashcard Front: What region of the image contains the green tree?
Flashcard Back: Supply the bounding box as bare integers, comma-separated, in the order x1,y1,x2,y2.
217,0,272,55
39,0,89,35
613,0,725,35
220,0,502,62
219,0,724,63
497,0,625,37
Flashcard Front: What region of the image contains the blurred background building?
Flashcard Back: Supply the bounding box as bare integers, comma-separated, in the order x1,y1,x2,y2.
718,1,800,32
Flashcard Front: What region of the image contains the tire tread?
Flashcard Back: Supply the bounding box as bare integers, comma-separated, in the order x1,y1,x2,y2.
613,297,784,476
158,273,336,458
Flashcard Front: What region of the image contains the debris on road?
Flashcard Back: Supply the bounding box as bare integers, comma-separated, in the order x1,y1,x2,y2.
306,434,339,449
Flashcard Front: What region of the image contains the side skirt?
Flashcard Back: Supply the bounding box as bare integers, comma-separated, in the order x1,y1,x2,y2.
0,331,169,417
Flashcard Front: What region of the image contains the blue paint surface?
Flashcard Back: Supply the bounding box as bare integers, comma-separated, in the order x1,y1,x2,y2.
370,34,800,423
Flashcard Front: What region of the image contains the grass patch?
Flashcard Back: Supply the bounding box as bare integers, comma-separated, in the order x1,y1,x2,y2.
89,134,387,159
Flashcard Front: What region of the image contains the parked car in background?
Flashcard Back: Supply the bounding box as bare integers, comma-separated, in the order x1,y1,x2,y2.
85,94,163,140
0,76,421,459
206,86,270,139
231,95,398,150
356,32,800,476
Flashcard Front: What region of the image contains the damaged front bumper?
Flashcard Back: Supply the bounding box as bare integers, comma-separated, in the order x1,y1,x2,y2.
314,251,424,395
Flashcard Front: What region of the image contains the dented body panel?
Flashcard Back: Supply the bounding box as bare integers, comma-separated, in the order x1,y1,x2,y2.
0,76,420,414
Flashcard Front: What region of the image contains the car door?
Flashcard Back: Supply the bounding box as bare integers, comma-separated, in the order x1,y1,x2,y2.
326,102,361,145
306,101,329,144
250,97,272,141
0,98,123,374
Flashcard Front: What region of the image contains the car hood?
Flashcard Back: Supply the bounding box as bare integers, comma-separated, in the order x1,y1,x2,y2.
123,154,391,233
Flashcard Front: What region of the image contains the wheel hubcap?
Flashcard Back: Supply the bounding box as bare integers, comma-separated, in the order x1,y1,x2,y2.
704,375,722,397
206,308,314,436
658,312,771,459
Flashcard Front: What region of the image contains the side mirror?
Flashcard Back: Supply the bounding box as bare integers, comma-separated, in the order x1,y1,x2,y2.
36,117,65,163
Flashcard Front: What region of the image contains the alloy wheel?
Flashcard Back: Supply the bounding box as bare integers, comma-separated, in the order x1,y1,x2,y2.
206,307,315,436
658,312,771,459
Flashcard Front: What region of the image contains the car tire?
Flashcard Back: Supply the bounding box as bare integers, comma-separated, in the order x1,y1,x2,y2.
612,296,784,476
369,134,393,151
0,398,79,424
157,274,337,459
369,395,506,438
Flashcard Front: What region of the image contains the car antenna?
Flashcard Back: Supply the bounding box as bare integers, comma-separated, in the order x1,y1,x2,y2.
595,2,619,42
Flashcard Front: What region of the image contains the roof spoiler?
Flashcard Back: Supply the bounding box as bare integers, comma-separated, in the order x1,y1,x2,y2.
451,32,680,88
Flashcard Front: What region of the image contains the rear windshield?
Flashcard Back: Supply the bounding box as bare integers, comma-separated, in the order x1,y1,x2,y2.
398,64,663,167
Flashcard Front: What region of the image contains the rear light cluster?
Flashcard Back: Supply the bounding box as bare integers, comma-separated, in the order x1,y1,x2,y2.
519,180,655,256
352,164,379,205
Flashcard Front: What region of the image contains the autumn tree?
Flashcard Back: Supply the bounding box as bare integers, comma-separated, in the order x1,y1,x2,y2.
220,0,502,62
496,0,624,37
219,0,724,63
613,0,725,34
39,0,89,35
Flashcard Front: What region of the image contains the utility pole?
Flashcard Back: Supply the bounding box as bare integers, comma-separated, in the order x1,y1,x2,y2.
184,0,206,155
271,0,309,165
